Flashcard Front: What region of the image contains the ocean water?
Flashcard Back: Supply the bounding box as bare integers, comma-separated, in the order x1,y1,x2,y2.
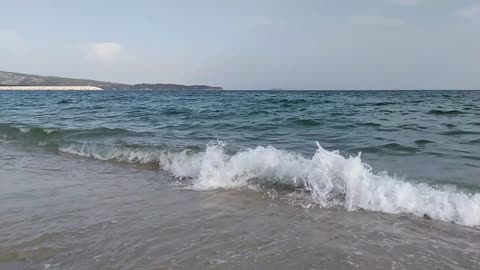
1,90,480,269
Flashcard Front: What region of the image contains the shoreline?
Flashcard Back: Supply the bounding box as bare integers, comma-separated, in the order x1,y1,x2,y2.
0,86,103,90
1,144,479,270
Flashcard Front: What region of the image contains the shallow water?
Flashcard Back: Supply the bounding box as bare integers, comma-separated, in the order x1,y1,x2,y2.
1,145,480,270
1,90,480,269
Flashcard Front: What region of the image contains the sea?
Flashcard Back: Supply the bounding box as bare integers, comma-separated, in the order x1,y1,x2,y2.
1,90,479,270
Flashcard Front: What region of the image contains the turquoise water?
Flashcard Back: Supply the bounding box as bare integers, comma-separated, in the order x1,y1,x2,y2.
2,90,480,269
1,90,479,184
1,90,480,224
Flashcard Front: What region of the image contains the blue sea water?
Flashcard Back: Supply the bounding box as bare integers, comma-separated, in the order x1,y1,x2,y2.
1,90,480,269
1,90,480,224
1,90,479,186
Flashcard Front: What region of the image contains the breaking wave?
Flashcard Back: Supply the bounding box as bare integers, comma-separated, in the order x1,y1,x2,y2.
58,142,480,227
0,123,149,144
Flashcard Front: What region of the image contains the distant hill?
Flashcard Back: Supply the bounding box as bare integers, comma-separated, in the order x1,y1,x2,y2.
0,71,223,90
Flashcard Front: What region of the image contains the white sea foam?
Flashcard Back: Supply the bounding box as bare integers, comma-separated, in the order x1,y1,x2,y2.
19,127,31,133
58,142,480,226
0,134,13,144
17,127,56,134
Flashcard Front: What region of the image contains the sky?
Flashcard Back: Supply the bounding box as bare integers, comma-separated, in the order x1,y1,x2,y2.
0,0,479,90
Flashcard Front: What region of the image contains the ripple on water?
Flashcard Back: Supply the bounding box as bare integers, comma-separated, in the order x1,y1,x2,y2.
427,109,466,115
415,139,434,145
442,130,480,136
357,122,381,128
291,119,321,127
350,143,418,155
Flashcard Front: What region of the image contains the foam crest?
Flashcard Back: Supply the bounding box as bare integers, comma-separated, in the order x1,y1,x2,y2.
59,144,163,164
58,142,480,226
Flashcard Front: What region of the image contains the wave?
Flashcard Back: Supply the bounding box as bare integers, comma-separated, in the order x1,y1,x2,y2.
0,124,61,143
58,142,480,227
0,123,149,144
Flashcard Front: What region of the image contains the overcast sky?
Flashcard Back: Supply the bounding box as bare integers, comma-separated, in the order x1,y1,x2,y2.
0,0,479,89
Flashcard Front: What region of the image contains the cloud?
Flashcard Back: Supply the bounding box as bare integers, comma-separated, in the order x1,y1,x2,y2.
0,29,20,41
0,30,25,51
349,15,405,29
450,5,480,33
456,5,480,21
87,42,124,62
0,30,30,68
387,0,419,6
245,16,275,27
